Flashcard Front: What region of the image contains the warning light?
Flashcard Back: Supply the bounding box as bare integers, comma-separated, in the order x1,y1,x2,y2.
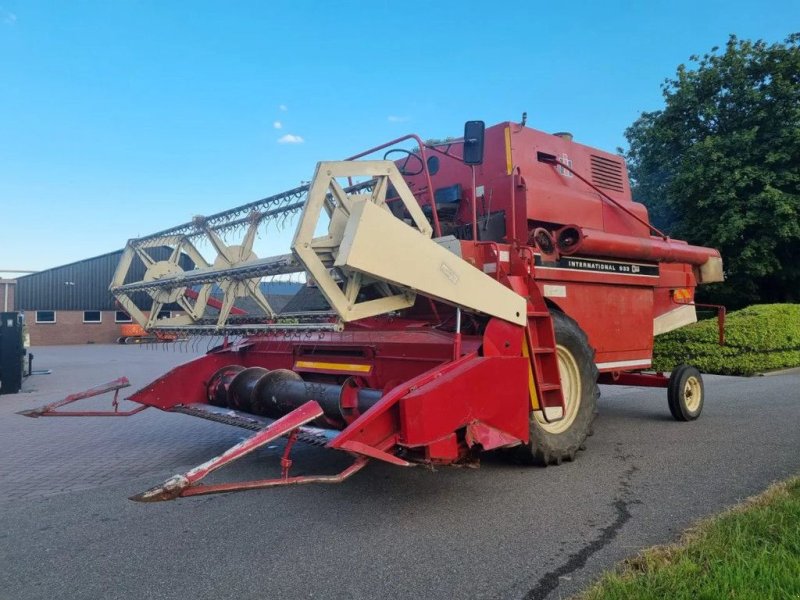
673,288,692,303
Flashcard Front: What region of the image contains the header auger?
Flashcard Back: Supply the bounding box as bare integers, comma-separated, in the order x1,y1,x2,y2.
22,119,723,500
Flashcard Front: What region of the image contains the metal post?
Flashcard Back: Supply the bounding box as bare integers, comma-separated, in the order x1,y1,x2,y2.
453,307,462,360
471,165,478,241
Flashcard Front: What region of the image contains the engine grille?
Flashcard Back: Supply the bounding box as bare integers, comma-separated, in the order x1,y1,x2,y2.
590,155,625,193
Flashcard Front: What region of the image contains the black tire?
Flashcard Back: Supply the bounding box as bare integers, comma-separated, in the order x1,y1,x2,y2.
667,365,704,421
513,311,599,466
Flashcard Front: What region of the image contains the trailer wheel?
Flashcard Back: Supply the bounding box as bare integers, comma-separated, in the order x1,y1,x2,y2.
514,311,599,466
667,365,704,421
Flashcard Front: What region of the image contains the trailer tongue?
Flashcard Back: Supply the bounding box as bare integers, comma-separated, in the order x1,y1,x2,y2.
21,120,723,501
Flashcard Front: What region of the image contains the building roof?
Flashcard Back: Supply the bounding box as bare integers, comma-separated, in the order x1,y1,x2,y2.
280,286,331,313
15,250,304,314
14,249,193,311
14,249,124,281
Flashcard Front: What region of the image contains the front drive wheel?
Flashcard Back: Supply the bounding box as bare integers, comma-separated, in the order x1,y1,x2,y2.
667,365,704,421
513,311,599,466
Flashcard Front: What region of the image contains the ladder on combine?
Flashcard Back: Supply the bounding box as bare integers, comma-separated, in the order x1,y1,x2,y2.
506,267,566,424
525,305,565,423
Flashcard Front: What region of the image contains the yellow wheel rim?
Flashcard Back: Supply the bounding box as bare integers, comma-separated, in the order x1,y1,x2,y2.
535,344,582,434
683,376,702,412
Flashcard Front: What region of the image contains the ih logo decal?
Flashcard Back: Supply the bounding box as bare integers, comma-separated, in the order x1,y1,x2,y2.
556,153,573,177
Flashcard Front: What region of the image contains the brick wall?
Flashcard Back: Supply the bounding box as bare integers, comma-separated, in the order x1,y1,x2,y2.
24,311,186,346
25,311,187,346
25,311,123,345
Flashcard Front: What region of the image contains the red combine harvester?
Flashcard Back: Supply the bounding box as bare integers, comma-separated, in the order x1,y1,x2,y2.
22,119,724,501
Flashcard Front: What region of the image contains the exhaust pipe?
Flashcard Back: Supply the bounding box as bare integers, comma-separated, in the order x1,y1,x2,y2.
553,226,723,282
554,226,721,269
532,227,559,261
555,225,583,256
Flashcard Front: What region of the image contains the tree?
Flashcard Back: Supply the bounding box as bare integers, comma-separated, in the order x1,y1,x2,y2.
624,34,800,308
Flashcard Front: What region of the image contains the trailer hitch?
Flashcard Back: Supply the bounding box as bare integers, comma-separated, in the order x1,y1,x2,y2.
17,377,145,418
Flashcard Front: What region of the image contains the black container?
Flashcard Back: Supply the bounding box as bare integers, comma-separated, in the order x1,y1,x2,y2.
0,312,26,395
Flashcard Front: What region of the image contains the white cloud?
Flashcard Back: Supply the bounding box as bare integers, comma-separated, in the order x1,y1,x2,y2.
387,115,409,123
278,104,288,112
1,9,16,24
273,120,282,129
278,134,304,144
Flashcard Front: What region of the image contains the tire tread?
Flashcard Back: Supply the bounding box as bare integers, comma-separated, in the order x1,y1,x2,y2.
513,311,599,466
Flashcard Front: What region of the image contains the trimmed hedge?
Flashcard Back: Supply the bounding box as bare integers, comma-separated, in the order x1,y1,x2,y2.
652,304,800,376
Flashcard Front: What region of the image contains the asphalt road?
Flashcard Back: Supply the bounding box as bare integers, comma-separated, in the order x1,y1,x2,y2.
1,345,799,600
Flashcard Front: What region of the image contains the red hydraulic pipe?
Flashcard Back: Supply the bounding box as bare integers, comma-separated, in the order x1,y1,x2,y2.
563,227,720,266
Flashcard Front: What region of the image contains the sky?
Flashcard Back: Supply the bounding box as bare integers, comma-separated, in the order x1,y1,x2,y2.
1,0,797,276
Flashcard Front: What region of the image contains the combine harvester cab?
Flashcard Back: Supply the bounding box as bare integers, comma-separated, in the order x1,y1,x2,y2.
22,121,724,501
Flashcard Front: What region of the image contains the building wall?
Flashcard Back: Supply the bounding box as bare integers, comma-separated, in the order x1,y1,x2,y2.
14,248,302,345
21,294,300,346
1,280,15,312
25,311,123,345
23,310,187,346
14,248,196,345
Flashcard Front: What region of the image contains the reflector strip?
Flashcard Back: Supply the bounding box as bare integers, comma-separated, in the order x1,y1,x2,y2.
294,360,372,373
521,332,540,410
595,359,651,370
504,127,513,175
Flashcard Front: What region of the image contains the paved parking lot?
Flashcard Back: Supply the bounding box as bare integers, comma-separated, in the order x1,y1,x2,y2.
2,344,799,600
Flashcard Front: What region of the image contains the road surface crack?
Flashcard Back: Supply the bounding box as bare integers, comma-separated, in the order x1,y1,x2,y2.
522,464,639,600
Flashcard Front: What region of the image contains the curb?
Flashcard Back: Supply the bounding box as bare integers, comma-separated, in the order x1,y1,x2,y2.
757,366,800,377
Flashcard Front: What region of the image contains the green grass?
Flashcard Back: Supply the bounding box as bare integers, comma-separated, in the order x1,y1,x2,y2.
653,304,800,376
576,476,800,600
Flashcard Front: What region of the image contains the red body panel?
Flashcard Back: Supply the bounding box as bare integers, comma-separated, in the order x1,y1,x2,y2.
399,356,529,447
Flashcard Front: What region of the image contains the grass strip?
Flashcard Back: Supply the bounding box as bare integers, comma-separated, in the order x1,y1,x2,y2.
576,476,800,600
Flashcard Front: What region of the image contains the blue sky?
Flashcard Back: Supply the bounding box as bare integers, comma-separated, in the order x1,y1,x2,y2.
1,0,797,275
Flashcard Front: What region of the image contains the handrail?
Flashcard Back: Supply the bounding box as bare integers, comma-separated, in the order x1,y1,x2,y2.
346,134,442,237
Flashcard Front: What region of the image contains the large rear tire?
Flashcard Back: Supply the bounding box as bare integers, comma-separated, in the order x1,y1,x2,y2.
513,311,599,466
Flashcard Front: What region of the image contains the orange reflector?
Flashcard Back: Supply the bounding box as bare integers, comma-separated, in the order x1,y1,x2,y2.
294,360,371,374
673,288,692,302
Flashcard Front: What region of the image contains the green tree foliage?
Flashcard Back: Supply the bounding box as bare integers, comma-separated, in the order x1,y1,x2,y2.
624,34,800,307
